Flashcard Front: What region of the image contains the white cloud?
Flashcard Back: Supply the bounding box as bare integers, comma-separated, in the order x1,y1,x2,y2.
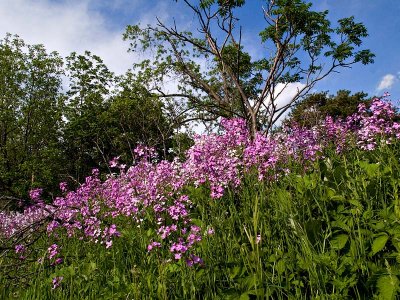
274,82,307,109
0,0,161,75
377,74,396,91
264,82,307,126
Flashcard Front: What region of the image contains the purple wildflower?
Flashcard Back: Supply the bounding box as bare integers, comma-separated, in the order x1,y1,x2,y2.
52,276,63,289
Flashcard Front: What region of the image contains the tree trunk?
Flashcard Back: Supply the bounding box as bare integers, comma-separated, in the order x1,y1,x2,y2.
249,112,257,141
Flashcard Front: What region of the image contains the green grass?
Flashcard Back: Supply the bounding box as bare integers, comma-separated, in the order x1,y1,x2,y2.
2,143,400,299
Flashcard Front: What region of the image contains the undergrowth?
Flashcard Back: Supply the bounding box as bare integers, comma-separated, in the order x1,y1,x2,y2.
2,143,400,299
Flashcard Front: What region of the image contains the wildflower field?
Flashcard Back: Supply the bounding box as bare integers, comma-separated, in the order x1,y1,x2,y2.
2,97,400,299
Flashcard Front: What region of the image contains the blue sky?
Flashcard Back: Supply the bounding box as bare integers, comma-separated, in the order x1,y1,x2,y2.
0,0,399,100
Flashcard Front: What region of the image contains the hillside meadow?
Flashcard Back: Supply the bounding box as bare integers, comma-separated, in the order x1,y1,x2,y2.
2,97,400,299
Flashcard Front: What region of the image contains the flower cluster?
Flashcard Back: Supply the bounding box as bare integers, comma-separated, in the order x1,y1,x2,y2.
349,97,400,150
45,243,62,265
184,118,248,198
0,201,53,239
1,96,399,269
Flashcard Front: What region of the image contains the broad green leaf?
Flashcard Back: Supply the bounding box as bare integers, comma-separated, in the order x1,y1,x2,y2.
377,275,399,300
370,220,386,230
167,263,178,273
229,266,241,280
191,218,204,227
146,228,154,237
239,293,250,300
330,234,349,250
358,161,380,177
195,269,205,280
276,259,286,274
348,199,363,209
326,187,345,201
247,288,265,296
372,234,389,255
239,274,257,290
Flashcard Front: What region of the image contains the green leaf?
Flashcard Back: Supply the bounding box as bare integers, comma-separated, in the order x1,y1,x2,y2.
247,289,265,296
276,259,286,274
358,161,380,177
239,274,257,290
167,263,178,273
239,293,250,300
196,269,205,280
330,234,349,250
191,218,204,227
229,266,242,280
348,199,363,209
377,275,399,300
146,228,154,237
372,234,389,255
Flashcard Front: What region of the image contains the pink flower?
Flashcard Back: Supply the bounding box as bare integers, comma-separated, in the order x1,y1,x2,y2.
109,156,120,168
186,254,204,267
147,241,162,252
59,182,68,192
256,234,261,244
105,240,113,249
15,244,25,254
29,188,43,203
48,244,58,260
52,276,63,289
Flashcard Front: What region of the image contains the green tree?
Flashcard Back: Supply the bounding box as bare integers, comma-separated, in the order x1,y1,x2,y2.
124,0,374,137
0,34,65,199
286,90,371,127
63,51,115,182
103,71,175,162
63,52,176,182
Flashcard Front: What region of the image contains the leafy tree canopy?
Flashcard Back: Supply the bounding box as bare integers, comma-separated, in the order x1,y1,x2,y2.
0,34,65,200
286,90,373,127
124,0,374,137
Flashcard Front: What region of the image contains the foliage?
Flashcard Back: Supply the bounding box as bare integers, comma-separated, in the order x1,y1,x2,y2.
103,72,175,162
124,0,374,136
287,89,372,127
0,34,65,200
2,96,400,298
63,50,116,182
0,35,178,202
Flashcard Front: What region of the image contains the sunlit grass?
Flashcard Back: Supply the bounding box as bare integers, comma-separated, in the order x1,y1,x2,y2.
2,142,400,299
